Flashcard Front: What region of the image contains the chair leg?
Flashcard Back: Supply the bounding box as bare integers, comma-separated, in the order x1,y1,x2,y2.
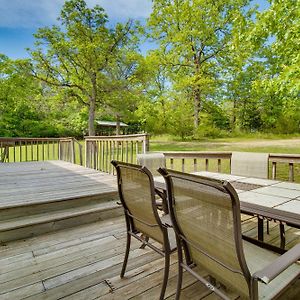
175,239,184,300
121,232,131,278
159,251,170,300
175,260,183,300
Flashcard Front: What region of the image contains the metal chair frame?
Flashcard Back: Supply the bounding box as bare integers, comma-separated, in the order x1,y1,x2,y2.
111,160,175,300
159,168,300,300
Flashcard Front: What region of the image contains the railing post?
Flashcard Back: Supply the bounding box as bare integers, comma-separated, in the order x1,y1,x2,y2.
143,134,149,153
85,139,88,167
58,140,61,161
272,162,277,180
193,158,197,172
71,139,75,164
289,163,294,182
217,159,221,173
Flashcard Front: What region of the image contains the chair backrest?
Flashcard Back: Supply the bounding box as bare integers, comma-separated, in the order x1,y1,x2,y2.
136,153,166,176
231,152,269,179
111,160,165,244
160,168,251,297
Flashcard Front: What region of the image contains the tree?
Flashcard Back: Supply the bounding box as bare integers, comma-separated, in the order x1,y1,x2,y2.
0,55,45,136
100,45,148,134
29,0,139,135
249,0,300,133
148,0,252,132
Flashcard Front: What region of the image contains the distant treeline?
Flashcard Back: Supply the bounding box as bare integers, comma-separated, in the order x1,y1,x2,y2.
0,0,299,139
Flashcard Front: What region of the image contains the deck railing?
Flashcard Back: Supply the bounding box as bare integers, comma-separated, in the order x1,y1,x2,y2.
0,137,83,165
162,151,300,182
85,134,149,173
1,135,300,182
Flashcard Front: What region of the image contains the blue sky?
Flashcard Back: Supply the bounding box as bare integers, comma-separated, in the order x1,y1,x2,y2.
0,0,269,59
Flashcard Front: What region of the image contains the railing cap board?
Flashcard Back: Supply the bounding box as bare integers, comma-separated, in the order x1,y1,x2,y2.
162,151,232,159
85,133,148,141
269,153,300,163
0,137,72,142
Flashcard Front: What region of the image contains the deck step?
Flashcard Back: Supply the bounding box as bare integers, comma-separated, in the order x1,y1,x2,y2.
0,201,123,243
0,161,121,243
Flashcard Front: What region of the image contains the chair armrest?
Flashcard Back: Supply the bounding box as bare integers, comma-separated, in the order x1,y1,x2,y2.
253,243,300,284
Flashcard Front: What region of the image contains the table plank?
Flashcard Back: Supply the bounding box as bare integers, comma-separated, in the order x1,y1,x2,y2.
253,186,300,199
238,191,291,208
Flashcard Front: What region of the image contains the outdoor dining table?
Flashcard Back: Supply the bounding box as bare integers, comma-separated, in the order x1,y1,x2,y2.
154,171,300,253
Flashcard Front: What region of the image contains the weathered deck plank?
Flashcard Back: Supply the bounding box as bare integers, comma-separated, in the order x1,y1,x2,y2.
0,161,117,208
1,161,300,299
1,216,299,300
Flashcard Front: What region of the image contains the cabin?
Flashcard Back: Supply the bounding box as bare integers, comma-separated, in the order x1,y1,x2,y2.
95,120,128,136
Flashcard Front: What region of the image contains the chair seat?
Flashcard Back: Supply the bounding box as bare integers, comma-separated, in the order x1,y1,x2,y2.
244,240,300,299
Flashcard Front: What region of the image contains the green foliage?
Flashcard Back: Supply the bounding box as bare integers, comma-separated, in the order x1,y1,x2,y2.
29,0,143,135
168,97,194,140
148,0,252,130
1,0,300,139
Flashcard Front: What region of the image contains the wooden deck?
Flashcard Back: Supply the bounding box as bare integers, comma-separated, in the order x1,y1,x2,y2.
1,161,300,299
0,161,121,242
0,160,117,208
1,216,300,299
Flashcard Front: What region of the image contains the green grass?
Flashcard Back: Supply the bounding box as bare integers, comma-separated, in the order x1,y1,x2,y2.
149,134,300,153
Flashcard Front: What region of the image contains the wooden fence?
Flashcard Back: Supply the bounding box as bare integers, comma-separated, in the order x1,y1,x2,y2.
0,137,83,165
85,134,149,173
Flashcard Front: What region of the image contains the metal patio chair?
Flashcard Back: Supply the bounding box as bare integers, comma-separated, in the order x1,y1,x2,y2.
111,160,176,300
231,152,269,179
137,153,166,176
231,151,275,244
137,153,168,213
159,168,300,299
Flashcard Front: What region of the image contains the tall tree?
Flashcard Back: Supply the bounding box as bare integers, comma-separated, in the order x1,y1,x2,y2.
148,0,251,131
0,55,46,137
29,0,138,135
101,46,148,134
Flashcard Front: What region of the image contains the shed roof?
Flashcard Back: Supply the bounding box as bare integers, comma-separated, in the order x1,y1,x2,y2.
96,120,128,127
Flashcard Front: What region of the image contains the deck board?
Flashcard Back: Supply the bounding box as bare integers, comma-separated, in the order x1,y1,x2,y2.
0,161,117,208
1,161,300,299
1,216,299,300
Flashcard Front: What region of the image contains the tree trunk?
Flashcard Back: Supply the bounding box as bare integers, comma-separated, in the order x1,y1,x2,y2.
116,115,121,135
88,98,95,136
193,88,201,130
88,73,97,136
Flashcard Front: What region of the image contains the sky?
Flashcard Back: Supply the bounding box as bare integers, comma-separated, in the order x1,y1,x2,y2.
0,0,269,59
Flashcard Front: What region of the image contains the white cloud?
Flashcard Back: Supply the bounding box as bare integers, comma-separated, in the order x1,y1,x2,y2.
0,0,152,28
95,0,152,20
0,0,63,28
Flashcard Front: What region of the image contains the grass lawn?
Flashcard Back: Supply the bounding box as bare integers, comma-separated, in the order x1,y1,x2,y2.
149,134,300,154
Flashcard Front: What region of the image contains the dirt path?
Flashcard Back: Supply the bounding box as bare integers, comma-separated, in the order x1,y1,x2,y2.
221,138,300,147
